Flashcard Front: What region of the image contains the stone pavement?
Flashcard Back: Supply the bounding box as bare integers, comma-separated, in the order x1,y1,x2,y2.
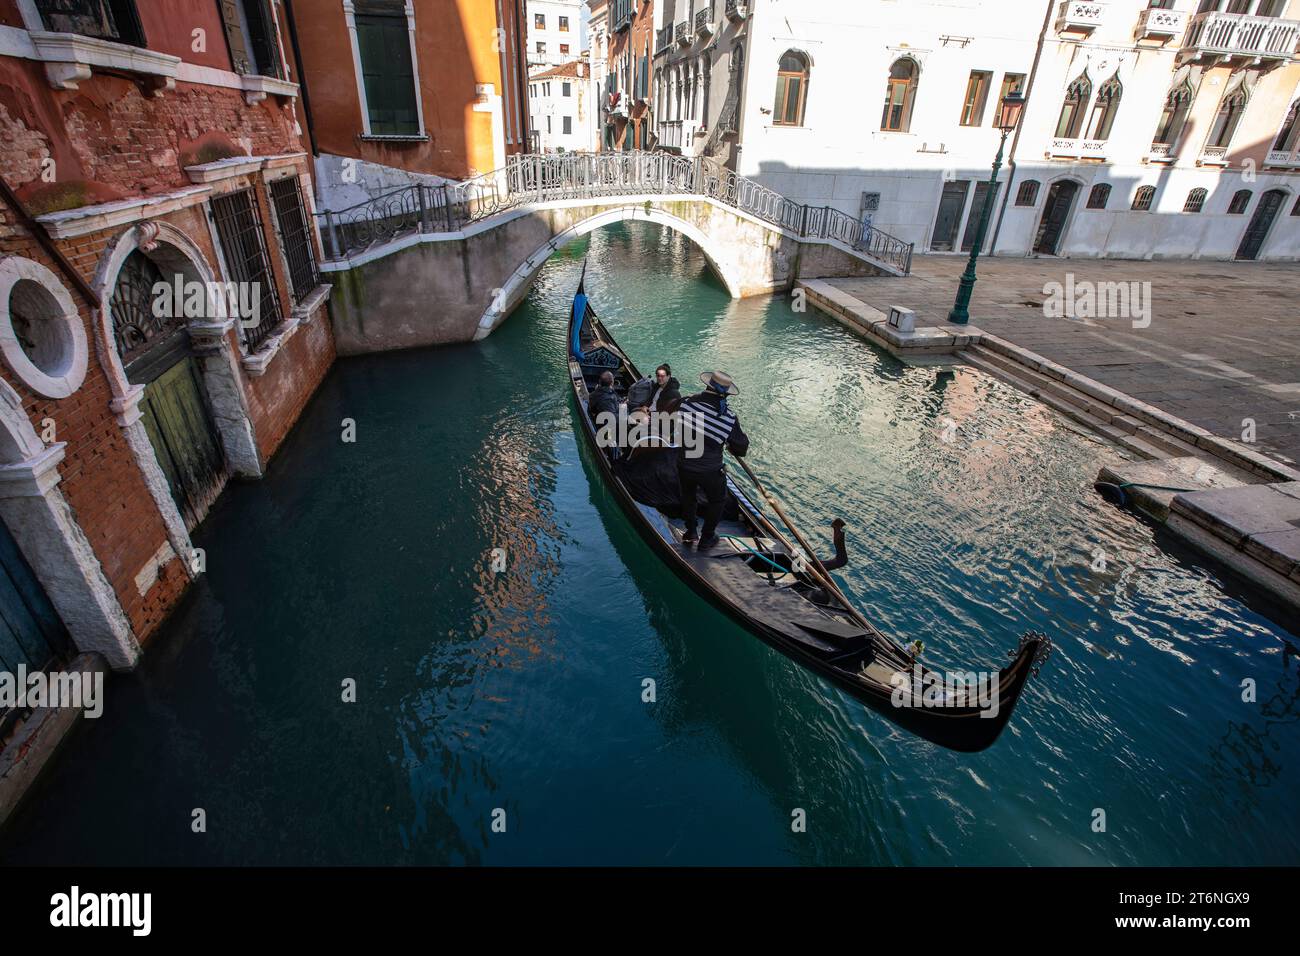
826,255,1300,467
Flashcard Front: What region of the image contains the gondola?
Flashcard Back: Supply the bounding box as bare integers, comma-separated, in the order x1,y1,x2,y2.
567,265,1051,752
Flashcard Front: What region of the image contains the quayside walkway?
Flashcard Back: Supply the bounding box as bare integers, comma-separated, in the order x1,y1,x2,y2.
312,152,913,354
828,255,1300,467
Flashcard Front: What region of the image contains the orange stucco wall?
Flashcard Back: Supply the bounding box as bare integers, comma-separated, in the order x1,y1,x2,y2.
292,0,524,178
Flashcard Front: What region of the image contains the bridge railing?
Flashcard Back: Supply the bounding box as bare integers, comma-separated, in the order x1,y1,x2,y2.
316,151,913,274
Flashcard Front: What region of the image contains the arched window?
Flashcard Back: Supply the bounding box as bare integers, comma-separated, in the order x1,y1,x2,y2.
1132,186,1156,211
881,58,918,132
1183,187,1208,213
1086,184,1111,209
1085,73,1122,140
1015,180,1040,206
1292,195,1300,216
1273,99,1300,153
773,50,809,126
1227,189,1252,214
1055,71,1091,139
1208,77,1249,148
1155,81,1194,147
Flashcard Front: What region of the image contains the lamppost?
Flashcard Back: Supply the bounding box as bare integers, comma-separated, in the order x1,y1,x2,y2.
948,91,1025,325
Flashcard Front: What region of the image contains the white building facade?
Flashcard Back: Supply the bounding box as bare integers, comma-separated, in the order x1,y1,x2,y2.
528,0,587,71
529,59,596,152
732,0,1300,261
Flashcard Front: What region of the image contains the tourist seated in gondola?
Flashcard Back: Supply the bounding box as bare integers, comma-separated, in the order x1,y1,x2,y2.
588,371,621,460
648,364,681,413
677,371,749,551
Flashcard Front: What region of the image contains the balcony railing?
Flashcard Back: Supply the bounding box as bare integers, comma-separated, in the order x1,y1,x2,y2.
1056,1,1105,34
315,152,915,275
1266,148,1300,168
675,21,691,46
1198,145,1230,166
1048,137,1107,160
1180,11,1300,61
1135,6,1187,40
1147,142,1176,163
695,3,715,37
725,0,749,22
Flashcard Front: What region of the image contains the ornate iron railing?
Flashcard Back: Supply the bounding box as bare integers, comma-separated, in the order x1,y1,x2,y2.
316,152,914,274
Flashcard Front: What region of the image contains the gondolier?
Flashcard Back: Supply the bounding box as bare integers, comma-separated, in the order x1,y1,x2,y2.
678,371,748,550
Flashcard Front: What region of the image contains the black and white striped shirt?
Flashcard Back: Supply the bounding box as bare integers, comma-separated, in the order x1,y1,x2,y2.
678,391,749,471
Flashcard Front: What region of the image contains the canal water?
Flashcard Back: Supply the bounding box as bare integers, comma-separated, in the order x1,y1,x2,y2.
3,222,1297,865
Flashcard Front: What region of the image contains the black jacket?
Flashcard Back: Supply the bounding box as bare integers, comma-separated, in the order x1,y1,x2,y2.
651,376,681,413
678,390,748,473
587,384,620,425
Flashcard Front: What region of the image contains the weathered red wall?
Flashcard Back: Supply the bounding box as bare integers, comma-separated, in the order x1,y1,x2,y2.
136,0,233,70
0,57,300,195
0,201,188,642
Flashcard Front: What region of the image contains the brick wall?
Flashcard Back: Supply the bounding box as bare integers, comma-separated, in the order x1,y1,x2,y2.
0,60,337,647
0,58,300,195
242,310,336,463
0,201,187,643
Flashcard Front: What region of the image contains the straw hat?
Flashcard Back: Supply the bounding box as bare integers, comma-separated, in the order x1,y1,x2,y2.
698,370,739,395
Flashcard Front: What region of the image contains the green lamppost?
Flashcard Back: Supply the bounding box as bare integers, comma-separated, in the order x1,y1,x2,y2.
948,91,1026,325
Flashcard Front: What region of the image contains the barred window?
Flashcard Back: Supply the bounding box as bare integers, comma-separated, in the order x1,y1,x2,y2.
210,189,283,351
269,176,320,303
1183,187,1207,213
1086,184,1111,209
1132,186,1156,211
1227,189,1252,214
1015,180,1040,206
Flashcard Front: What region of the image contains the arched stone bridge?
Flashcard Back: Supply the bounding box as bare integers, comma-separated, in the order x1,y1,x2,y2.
318,152,913,355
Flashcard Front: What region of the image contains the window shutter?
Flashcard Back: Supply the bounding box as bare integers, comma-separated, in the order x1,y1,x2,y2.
218,0,253,75
356,12,419,135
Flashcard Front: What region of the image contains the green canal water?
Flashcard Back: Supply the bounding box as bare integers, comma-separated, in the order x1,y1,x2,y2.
3,222,1298,865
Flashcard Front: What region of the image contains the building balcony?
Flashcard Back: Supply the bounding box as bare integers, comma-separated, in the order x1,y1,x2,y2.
1265,148,1300,168
675,21,691,46
1135,7,1187,41
725,0,749,22
695,3,715,38
1047,137,1107,160
1055,1,1106,36
1146,141,1177,164
1197,145,1230,166
1179,11,1300,64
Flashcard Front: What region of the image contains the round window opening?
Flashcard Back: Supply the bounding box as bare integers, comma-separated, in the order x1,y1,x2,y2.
10,279,74,377
0,257,88,399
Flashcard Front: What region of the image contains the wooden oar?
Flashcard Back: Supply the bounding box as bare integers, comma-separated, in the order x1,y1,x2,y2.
729,454,871,629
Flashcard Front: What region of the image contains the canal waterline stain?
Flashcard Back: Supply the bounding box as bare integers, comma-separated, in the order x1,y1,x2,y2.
2,222,1296,865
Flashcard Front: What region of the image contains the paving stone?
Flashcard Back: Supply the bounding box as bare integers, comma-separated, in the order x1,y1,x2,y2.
1171,484,1300,548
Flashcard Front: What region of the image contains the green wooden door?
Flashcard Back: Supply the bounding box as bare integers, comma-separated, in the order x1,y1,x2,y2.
139,357,226,529
0,518,70,728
